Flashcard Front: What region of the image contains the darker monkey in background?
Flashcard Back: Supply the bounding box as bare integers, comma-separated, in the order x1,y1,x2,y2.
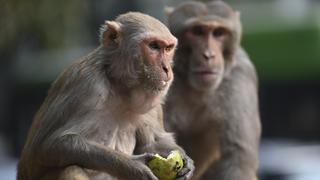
164,1,261,180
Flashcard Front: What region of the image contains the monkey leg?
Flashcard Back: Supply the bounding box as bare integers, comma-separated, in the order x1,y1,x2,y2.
40,165,90,180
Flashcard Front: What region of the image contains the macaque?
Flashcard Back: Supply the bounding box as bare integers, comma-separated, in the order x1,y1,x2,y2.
164,1,261,180
17,12,194,180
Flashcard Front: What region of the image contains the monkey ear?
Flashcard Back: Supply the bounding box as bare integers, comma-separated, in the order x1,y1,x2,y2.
164,6,174,17
102,21,122,48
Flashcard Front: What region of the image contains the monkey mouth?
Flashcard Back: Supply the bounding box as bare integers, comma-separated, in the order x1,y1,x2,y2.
146,80,169,93
157,80,170,90
193,71,218,76
192,71,218,81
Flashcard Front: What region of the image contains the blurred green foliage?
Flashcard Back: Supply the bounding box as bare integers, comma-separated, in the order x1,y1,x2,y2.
1,0,319,83
243,27,320,82
0,0,91,50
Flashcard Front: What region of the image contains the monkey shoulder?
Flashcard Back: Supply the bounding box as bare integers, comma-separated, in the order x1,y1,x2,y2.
50,58,110,104
216,48,261,144
231,47,258,84
218,48,259,113
217,48,258,99
29,57,113,140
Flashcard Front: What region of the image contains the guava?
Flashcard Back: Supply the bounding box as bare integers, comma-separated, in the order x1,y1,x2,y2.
148,150,184,180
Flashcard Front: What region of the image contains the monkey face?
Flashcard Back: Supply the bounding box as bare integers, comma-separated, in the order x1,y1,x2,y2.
182,22,231,91
167,0,241,92
140,37,176,93
100,12,178,95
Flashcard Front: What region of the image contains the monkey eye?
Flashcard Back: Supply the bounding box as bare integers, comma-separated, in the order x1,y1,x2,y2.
191,26,205,36
149,41,161,50
165,44,175,52
213,27,227,38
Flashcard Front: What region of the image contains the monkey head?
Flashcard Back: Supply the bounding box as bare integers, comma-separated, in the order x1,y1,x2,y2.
167,1,242,91
100,12,177,96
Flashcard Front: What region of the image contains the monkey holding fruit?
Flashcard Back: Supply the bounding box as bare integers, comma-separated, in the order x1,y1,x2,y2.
17,12,194,180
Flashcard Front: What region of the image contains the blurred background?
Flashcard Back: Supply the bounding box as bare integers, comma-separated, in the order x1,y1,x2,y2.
0,0,320,179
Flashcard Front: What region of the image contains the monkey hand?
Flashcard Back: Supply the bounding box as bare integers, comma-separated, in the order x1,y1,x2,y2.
132,153,156,164
176,153,194,180
130,153,159,180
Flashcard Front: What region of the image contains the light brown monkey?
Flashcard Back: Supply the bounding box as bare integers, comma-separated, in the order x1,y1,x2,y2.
164,1,261,180
17,12,194,180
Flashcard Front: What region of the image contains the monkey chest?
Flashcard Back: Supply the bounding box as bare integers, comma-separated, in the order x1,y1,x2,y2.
110,131,136,155
172,105,220,143
172,105,218,132
177,112,219,147
90,126,137,155
173,107,221,168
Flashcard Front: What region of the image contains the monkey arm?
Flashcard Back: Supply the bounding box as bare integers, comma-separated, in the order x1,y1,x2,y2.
202,110,260,180
35,132,156,179
136,123,195,180
135,105,183,155
135,105,195,179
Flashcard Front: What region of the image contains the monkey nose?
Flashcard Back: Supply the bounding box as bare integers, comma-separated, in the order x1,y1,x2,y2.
203,51,215,60
161,62,171,83
162,64,169,75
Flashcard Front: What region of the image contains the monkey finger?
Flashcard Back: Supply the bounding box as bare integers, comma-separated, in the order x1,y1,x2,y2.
183,156,195,171
146,170,159,180
132,153,156,163
140,165,159,180
176,156,194,179
176,167,191,178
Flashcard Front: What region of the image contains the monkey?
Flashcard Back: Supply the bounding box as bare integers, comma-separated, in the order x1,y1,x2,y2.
163,1,261,180
17,12,194,180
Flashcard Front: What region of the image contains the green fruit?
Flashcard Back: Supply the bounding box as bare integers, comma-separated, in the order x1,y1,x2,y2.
148,150,184,180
